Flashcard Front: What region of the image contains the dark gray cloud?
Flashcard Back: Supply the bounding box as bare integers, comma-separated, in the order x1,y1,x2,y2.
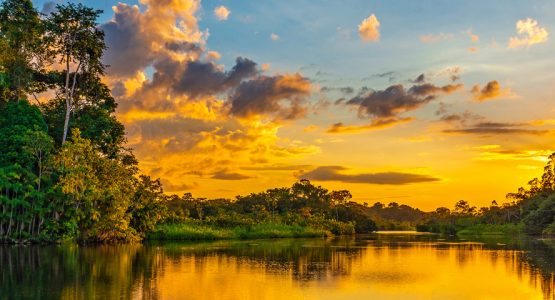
298,166,440,185
320,86,355,95
142,56,258,99
212,171,253,180
412,73,426,84
101,4,154,77
436,102,483,124
365,71,397,82
172,57,258,98
229,74,311,120
345,83,462,120
165,41,202,54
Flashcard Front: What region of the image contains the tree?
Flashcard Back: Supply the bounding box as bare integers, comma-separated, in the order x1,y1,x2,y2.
330,190,352,221
129,175,167,236
53,129,137,242
45,3,105,143
0,100,54,239
454,200,476,216
0,0,47,101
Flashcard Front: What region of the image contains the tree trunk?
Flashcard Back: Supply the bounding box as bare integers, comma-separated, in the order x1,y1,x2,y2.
62,52,72,144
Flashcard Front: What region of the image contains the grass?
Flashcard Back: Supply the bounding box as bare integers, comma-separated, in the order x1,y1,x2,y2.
456,223,523,237
147,223,330,241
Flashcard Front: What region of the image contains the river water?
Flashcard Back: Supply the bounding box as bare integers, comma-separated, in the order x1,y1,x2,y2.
1,232,554,299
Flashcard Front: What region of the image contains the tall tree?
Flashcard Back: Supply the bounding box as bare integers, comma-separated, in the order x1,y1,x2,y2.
45,3,105,143
0,0,47,101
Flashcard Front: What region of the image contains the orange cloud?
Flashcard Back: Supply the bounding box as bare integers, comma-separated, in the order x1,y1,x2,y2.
467,29,479,42
214,6,230,21
358,14,380,42
472,80,510,102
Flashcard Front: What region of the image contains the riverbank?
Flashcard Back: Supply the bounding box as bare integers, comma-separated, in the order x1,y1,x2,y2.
456,223,523,237
146,223,332,241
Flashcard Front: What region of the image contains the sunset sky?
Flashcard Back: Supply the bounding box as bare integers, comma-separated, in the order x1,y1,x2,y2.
34,0,555,210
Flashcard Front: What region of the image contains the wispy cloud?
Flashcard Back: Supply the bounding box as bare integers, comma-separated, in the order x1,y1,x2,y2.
420,33,454,43
327,117,414,134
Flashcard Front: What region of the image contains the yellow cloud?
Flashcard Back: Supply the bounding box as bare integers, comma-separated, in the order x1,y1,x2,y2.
508,18,549,48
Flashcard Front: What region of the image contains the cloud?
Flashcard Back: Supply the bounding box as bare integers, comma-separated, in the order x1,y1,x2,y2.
171,57,259,98
466,29,479,42
206,51,221,61
509,18,549,48
99,0,320,197
270,33,280,41
368,71,397,82
298,166,440,185
420,33,454,43
472,80,510,102
435,102,483,124
443,122,551,136
439,112,482,124
411,74,426,84
320,86,355,95
101,4,156,77
162,180,199,192
214,6,230,21
242,164,313,171
212,171,253,180
101,0,207,77
228,74,312,121
327,117,414,133
344,82,462,120
358,14,380,42
469,146,552,162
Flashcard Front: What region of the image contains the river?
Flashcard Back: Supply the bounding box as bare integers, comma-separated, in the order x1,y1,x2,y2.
1,232,554,299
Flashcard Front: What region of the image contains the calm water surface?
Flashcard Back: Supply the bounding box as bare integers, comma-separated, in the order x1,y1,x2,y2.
2,232,555,299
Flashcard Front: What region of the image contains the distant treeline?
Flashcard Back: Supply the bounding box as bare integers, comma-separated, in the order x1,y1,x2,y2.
1,0,555,244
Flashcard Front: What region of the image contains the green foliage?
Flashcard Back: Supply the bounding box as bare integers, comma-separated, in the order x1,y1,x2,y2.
521,194,555,235
366,201,426,230
148,222,329,241
52,129,137,242
129,175,167,236
149,223,234,241
456,223,523,237
0,0,47,100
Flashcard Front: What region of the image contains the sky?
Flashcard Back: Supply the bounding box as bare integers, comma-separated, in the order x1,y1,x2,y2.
33,0,555,210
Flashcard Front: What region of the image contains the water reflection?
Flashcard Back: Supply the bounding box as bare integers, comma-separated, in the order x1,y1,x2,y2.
1,233,554,299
